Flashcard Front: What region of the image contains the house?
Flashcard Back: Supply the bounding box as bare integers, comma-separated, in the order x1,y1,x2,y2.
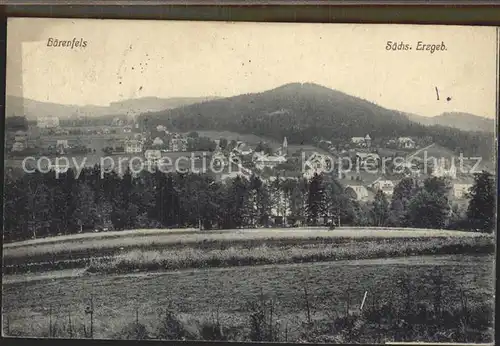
345,183,369,201
397,137,416,149
394,159,421,177
371,179,396,196
123,126,132,133
11,141,25,152
233,142,253,156
152,137,165,147
212,150,229,167
144,149,162,166
351,134,371,148
103,128,111,135
134,133,145,141
53,128,69,135
37,116,60,129
253,152,287,170
124,139,143,153
351,137,365,145
432,158,457,179
55,139,69,154
156,125,167,132
356,152,380,169
112,117,125,126
170,137,187,152
452,177,474,199
14,130,28,142
56,139,69,148
386,139,397,147
302,152,333,179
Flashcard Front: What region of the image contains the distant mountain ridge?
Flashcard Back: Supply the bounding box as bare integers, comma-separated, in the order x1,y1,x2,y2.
405,112,495,133
139,82,494,160
5,95,219,120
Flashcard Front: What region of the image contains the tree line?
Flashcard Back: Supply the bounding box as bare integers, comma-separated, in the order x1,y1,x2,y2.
3,167,495,242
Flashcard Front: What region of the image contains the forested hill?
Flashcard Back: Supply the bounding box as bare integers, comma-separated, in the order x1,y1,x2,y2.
139,83,494,159
406,112,495,133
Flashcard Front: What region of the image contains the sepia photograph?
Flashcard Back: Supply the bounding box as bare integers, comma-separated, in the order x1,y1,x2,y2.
2,18,497,343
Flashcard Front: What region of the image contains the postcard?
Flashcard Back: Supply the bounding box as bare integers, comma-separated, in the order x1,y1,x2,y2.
3,18,497,343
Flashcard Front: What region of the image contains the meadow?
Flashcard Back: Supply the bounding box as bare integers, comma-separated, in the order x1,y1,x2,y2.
2,254,494,342
3,227,492,273
2,228,495,342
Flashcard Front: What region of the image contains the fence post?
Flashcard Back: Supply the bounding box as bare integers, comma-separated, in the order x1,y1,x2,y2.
90,296,94,339
360,291,368,311
68,310,73,338
49,305,53,337
5,314,10,335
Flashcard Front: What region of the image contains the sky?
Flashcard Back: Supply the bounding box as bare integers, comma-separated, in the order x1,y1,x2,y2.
6,18,498,118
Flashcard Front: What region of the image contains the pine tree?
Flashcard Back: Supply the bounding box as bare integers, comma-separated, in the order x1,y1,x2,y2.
306,173,326,226
371,190,389,227
389,177,418,226
407,190,450,229
467,171,495,233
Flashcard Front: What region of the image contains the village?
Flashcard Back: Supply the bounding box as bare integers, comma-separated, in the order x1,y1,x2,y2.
5,114,476,209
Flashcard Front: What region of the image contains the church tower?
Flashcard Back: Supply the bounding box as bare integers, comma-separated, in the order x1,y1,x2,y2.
283,136,288,155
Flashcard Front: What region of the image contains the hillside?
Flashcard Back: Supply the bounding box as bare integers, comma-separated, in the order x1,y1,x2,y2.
5,95,219,120
141,83,418,141
140,83,495,160
406,112,495,133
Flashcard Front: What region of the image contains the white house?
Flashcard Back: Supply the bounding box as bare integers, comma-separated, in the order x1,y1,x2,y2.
156,125,167,132
123,126,132,133
124,139,143,153
345,183,369,201
233,142,253,156
302,152,333,179
371,179,396,196
56,139,69,148
14,130,28,142
53,128,69,135
351,134,371,148
351,137,366,145
356,152,380,169
453,183,472,199
452,178,474,199
253,152,287,170
432,158,457,179
152,137,165,147
144,149,162,166
11,141,25,152
397,137,416,149
37,116,60,129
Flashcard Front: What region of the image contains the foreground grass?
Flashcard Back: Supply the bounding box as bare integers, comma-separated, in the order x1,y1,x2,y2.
3,255,494,342
86,236,493,274
4,227,490,261
4,230,494,275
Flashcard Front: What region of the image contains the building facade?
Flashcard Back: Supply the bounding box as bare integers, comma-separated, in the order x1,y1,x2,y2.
37,116,60,129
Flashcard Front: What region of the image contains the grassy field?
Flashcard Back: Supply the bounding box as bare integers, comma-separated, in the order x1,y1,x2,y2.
84,236,493,275
2,228,495,342
2,254,494,342
3,227,492,273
